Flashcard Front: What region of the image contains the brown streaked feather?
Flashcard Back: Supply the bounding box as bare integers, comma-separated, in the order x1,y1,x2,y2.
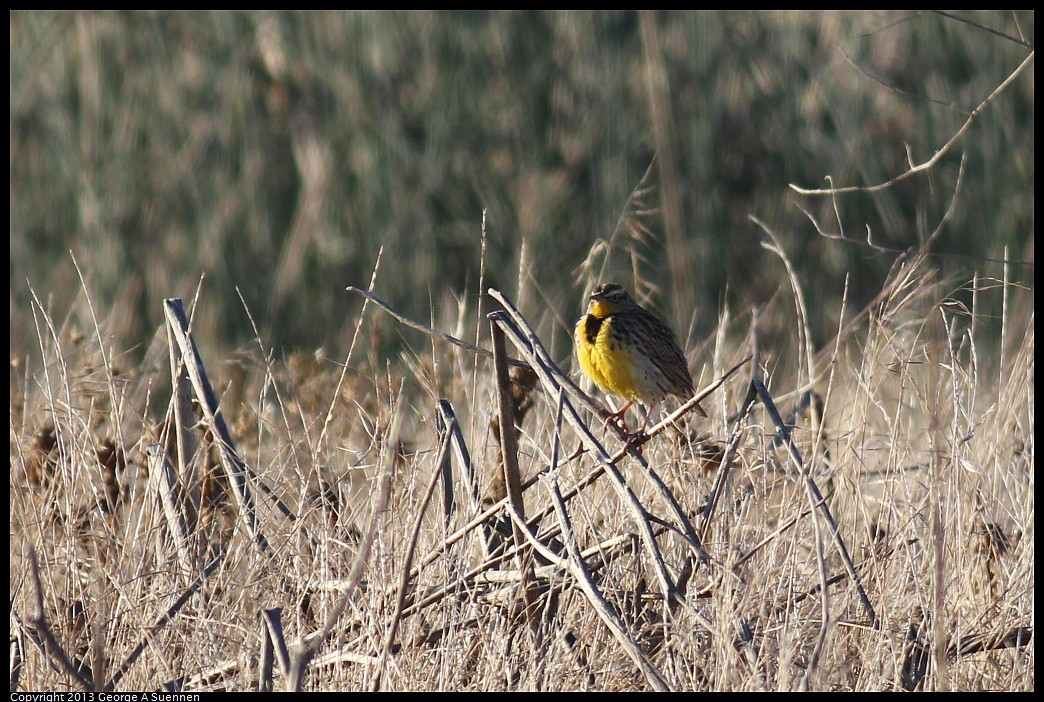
634,312,695,398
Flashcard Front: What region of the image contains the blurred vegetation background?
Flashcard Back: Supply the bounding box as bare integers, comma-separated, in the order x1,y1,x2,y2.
9,10,1034,368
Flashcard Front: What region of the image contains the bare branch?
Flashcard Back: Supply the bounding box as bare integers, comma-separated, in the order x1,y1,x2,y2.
791,51,1033,196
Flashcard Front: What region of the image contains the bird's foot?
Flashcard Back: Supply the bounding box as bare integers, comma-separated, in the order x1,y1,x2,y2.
623,430,651,454
600,402,633,435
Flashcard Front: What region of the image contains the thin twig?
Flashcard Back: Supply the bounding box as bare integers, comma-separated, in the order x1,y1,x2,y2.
930,10,1034,48
346,285,529,368
754,380,878,628
698,380,759,537
790,50,1033,195
107,553,224,691
321,247,384,450
642,354,751,440
370,418,455,692
506,491,672,691
289,391,404,691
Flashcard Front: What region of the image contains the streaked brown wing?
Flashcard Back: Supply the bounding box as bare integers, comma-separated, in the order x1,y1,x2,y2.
633,311,695,398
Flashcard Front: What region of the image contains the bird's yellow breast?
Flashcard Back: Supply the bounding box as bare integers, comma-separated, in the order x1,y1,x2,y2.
574,313,640,402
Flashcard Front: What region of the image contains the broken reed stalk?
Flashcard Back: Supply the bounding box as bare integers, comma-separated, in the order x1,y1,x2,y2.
146,443,195,575
434,402,457,525
164,309,200,530
259,608,290,692
490,318,544,638
436,400,496,555
163,298,269,554
164,299,306,545
436,400,480,514
438,441,454,527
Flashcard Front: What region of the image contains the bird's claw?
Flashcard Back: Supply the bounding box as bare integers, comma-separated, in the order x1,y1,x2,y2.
623,430,650,453
600,410,630,435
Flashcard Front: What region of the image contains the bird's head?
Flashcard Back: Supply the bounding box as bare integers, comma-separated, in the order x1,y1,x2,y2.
587,282,637,318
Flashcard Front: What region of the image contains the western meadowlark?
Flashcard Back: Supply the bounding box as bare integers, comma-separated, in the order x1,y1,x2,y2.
574,282,706,433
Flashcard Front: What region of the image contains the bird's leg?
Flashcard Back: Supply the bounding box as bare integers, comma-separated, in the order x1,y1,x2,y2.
606,405,656,455
600,400,633,435
625,404,657,449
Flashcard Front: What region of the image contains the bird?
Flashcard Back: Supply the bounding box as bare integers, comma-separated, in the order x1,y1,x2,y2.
574,282,706,436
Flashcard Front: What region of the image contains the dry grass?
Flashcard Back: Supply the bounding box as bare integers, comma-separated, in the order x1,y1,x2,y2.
9,250,1033,691
9,10,1033,692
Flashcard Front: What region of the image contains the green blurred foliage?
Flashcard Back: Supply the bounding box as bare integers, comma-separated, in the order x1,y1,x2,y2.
10,11,1034,363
